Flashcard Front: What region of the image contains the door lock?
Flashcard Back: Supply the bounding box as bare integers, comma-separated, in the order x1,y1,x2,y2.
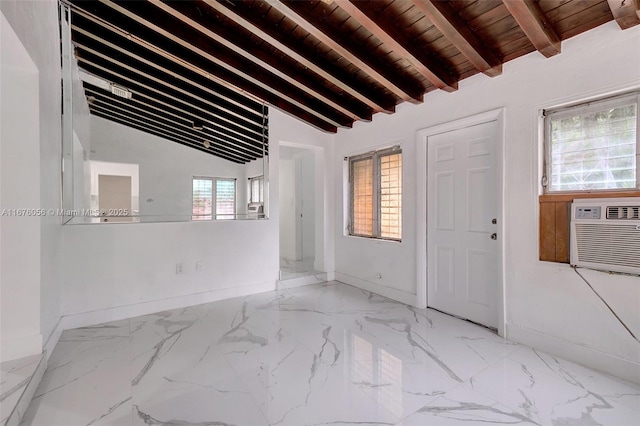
491,218,497,225
490,233,497,240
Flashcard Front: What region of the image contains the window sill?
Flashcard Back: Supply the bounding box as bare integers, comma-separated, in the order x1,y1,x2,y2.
343,234,402,244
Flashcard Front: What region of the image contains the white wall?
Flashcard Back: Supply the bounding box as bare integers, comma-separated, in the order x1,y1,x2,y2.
300,151,315,260
0,11,42,361
333,22,640,382
89,116,250,218
61,108,334,325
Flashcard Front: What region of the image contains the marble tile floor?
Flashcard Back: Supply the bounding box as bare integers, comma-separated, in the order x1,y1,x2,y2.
21,281,640,426
279,258,322,281
1,353,45,425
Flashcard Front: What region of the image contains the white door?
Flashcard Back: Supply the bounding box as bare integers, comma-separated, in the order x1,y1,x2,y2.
427,120,498,328
98,174,132,223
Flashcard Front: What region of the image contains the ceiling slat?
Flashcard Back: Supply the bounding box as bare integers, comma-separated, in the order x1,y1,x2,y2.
266,0,424,103
410,0,502,77
201,0,395,114
502,0,561,58
84,87,264,156
335,0,459,92
151,0,372,122
89,95,259,161
96,0,345,131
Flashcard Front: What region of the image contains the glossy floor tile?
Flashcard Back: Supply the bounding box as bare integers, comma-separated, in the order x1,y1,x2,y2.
279,257,321,280
22,282,640,426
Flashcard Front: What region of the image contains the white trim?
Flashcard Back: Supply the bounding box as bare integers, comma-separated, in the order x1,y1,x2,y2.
416,108,507,336
61,280,276,331
277,273,328,290
335,272,417,306
278,141,329,274
507,323,640,385
42,317,64,360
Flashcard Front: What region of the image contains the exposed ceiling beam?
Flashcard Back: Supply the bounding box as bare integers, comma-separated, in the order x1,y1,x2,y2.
89,94,259,161
73,26,264,129
502,0,561,58
201,0,394,114
335,0,458,91
89,103,250,163
607,0,640,29
150,0,371,122
410,0,502,77
77,57,272,143
266,0,424,103
96,0,340,132
89,106,246,163
85,87,264,159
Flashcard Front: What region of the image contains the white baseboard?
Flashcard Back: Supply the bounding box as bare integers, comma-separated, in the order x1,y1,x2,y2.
334,272,418,306
0,334,42,363
61,280,277,331
42,318,63,361
278,273,327,290
5,352,47,426
507,324,640,385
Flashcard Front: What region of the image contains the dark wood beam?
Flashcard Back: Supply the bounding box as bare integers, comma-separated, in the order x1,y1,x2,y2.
607,0,640,29
201,0,394,114
410,0,502,77
502,0,561,58
89,106,247,163
84,87,264,157
335,0,458,91
96,0,341,131
151,0,371,122
89,95,258,161
266,0,424,104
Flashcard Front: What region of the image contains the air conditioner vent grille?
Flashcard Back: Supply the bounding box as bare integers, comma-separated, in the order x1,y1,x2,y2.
607,206,640,220
574,223,640,268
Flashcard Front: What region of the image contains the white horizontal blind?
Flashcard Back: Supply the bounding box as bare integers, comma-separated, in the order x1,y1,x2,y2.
216,178,236,220
351,157,374,236
192,178,213,220
546,93,639,192
379,152,402,239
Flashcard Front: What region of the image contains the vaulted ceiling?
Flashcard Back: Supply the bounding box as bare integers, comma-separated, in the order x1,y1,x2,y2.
65,0,640,162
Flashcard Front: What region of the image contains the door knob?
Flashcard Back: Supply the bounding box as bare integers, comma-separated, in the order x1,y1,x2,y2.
490,233,497,240
491,218,497,224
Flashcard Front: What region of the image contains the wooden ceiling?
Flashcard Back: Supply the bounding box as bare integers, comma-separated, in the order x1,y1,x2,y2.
65,0,639,161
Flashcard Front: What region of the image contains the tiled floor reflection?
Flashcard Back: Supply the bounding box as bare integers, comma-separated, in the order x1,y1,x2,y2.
279,257,321,280
22,282,640,426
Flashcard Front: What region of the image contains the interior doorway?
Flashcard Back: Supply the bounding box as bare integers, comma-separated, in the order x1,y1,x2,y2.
279,145,323,280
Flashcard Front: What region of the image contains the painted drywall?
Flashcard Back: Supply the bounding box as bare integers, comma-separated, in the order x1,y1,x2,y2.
333,21,640,381
89,116,252,218
0,11,42,361
61,108,334,322
300,151,315,260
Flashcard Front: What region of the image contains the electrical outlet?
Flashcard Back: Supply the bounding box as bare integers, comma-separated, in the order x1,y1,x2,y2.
195,261,203,272
176,263,184,274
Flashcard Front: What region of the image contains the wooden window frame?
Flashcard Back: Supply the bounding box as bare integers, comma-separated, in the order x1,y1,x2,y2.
348,146,402,241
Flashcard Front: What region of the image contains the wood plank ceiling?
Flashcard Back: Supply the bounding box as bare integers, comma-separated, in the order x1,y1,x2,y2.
65,0,640,162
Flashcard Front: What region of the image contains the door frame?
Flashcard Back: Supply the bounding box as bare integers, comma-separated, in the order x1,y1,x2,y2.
416,108,506,337
278,141,327,273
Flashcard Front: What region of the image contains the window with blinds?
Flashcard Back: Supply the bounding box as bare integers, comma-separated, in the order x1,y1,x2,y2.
192,177,236,220
215,179,236,220
544,92,639,192
192,178,213,220
349,146,402,241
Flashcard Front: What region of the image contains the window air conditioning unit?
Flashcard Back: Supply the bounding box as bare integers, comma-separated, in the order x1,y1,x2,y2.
570,198,640,275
